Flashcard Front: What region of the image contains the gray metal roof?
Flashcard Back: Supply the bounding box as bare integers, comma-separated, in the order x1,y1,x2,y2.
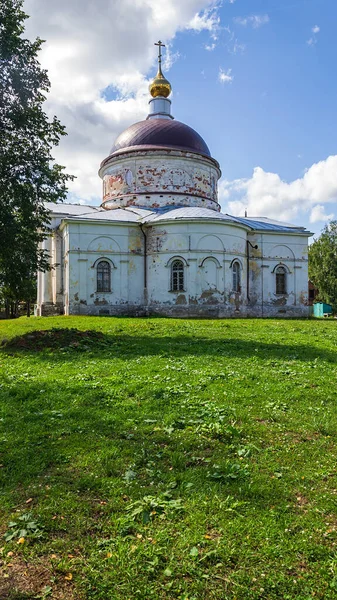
243,216,306,229
143,207,234,223
46,202,100,215
230,215,307,232
47,203,311,234
143,208,310,233
70,207,153,223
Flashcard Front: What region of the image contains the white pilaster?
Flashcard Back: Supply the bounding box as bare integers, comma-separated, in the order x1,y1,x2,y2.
41,234,53,304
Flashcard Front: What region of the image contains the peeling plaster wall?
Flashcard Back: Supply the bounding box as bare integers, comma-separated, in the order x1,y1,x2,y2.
35,219,144,317
246,232,310,317
100,150,221,212
146,221,248,315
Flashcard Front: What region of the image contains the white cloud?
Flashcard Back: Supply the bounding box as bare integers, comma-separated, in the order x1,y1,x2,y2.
188,5,220,34
23,0,220,202
188,3,221,50
310,205,334,223
307,24,320,46
223,25,246,54
218,67,233,84
204,42,216,51
231,39,246,54
219,155,337,222
162,43,181,71
234,14,270,28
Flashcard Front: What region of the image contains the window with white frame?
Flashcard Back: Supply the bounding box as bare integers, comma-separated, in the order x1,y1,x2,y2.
232,261,241,293
97,260,111,292
171,260,184,291
275,265,287,295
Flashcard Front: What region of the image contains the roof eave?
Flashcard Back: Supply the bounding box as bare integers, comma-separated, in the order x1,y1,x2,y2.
58,217,139,230
247,228,313,236
143,216,251,230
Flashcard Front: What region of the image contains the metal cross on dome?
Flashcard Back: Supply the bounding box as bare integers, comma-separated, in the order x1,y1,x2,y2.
154,40,165,66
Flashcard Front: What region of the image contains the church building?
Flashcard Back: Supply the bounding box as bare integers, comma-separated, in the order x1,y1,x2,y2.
36,43,312,318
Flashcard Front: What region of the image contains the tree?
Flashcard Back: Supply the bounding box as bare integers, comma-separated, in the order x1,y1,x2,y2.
309,220,337,312
0,0,73,317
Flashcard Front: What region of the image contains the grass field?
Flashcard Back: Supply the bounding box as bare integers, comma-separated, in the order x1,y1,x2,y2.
0,316,337,599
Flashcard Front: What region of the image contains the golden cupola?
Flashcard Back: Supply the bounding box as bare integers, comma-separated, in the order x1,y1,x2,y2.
149,64,172,98
149,41,172,98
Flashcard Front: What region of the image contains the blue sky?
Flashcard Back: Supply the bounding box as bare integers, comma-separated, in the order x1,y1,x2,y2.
177,0,334,179
24,0,337,235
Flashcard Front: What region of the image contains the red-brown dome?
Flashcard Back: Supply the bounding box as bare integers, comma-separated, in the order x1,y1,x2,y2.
108,119,211,158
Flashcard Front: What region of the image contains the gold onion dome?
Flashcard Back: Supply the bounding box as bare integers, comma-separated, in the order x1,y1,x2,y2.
149,65,171,98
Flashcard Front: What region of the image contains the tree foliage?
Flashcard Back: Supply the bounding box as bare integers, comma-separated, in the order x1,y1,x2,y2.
0,0,72,315
309,220,337,311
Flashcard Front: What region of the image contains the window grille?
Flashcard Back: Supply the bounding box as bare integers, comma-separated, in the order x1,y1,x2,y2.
97,260,111,292
232,261,241,293
276,266,287,294
171,260,184,291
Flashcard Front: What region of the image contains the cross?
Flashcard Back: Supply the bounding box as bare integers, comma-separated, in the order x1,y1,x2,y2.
154,40,165,66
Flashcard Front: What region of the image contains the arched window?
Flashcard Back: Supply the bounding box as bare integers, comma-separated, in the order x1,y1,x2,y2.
232,261,241,293
97,260,111,292
276,266,287,295
171,260,184,291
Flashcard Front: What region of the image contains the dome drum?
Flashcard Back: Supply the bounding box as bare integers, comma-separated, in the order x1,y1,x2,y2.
100,150,221,211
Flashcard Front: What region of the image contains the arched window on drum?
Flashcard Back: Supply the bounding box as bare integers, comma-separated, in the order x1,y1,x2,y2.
171,260,184,292
97,260,111,293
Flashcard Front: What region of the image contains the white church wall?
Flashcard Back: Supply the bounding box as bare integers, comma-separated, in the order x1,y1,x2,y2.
36,212,310,319
145,220,249,316
61,221,144,315
246,232,309,317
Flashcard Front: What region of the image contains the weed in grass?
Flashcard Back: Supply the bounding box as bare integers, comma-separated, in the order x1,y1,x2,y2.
207,461,251,482
126,492,184,524
4,513,43,542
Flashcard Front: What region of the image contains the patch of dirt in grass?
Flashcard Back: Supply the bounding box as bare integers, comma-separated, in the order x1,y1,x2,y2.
287,561,308,576
1,329,106,352
254,418,269,425
294,493,309,510
205,528,222,540
324,514,337,531
0,557,78,599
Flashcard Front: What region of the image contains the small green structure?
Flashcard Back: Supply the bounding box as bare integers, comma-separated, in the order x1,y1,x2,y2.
313,302,333,317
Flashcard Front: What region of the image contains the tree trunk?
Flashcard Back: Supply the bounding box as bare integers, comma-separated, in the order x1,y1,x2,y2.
26,301,31,318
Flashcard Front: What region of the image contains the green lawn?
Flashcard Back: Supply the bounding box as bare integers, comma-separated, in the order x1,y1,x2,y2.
0,316,337,599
